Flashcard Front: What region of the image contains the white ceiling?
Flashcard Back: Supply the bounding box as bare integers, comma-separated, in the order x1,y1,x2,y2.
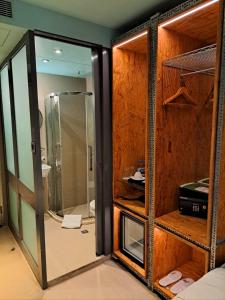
35,36,92,78
0,23,26,65
20,0,172,29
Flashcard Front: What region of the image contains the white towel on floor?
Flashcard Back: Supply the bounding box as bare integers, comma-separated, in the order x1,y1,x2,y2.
61,215,82,229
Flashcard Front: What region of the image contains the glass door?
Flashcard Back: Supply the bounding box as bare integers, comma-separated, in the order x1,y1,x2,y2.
0,31,47,288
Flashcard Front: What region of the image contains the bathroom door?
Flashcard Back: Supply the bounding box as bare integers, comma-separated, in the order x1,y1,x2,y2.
0,31,47,288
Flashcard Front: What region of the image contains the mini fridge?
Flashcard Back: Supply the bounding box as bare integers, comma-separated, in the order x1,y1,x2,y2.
120,212,145,267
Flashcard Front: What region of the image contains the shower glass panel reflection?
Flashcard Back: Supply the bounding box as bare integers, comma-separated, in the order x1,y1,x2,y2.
45,92,95,219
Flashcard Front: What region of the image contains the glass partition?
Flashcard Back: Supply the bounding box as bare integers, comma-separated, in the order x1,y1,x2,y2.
8,184,19,233
0,65,15,174
45,93,95,219
12,46,34,192
21,199,38,262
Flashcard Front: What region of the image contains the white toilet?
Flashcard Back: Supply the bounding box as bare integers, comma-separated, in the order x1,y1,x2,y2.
90,200,95,216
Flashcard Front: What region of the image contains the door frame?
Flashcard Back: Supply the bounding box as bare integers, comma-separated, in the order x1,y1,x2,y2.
34,30,112,257
0,30,47,288
0,29,112,288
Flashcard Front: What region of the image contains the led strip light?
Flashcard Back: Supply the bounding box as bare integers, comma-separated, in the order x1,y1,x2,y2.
160,0,219,27
114,31,148,49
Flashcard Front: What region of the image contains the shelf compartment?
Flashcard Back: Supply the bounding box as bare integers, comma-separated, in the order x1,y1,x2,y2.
155,210,209,249
163,44,216,75
154,260,206,299
114,197,147,218
153,227,209,299
113,205,147,278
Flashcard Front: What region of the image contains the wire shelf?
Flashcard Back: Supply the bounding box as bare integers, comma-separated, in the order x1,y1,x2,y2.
163,44,217,76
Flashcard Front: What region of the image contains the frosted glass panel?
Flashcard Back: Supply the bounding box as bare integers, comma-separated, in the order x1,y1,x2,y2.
8,184,19,233
0,66,15,174
21,199,38,262
12,46,34,191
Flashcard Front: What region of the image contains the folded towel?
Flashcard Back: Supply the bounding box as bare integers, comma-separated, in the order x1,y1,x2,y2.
61,215,82,229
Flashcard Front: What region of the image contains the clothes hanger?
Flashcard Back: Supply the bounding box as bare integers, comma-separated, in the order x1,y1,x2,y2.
163,76,196,106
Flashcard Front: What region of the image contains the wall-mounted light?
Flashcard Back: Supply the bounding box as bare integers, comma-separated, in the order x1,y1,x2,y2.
160,0,219,28
42,59,50,63
54,48,63,54
113,31,148,49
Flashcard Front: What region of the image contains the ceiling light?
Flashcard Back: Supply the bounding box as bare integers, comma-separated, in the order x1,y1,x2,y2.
42,59,50,63
113,31,148,49
160,0,219,28
54,48,63,54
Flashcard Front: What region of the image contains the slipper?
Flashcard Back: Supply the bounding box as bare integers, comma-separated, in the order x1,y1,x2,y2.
159,270,182,287
170,278,194,294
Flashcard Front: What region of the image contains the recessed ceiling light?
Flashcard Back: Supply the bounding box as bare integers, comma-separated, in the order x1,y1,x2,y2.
54,48,63,54
42,59,50,63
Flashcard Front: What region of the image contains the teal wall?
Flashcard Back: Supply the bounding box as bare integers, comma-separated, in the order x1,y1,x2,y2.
0,0,116,48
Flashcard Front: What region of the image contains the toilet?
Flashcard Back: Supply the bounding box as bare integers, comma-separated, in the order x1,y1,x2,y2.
90,200,95,216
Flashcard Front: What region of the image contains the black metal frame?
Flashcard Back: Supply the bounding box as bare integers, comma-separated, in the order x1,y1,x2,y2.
34,30,112,258
0,74,8,226
0,30,47,288
0,29,112,288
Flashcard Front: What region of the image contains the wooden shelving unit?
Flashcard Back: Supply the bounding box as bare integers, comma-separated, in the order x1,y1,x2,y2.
112,30,149,279
114,198,146,218
112,0,225,299
152,1,224,298
155,210,208,248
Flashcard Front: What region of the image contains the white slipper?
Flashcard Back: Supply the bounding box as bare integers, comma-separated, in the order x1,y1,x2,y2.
159,270,182,287
170,278,194,294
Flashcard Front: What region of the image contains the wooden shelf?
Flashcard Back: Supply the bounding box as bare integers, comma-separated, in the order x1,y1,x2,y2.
114,197,147,218
155,210,208,248
154,260,205,299
114,250,146,278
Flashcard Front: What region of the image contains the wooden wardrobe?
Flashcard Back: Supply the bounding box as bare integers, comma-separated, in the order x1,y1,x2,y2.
112,30,149,279
112,0,225,298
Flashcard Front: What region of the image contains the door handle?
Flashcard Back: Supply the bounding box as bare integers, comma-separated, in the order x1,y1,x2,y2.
88,145,93,171
31,141,36,154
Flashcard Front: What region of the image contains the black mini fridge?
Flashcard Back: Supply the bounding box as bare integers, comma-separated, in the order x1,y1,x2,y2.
120,212,145,267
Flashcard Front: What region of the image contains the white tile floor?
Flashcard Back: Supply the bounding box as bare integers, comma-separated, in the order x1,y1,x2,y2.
44,214,101,281
0,226,159,300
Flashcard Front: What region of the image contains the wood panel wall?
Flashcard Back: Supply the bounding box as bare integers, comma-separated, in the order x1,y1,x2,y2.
154,28,214,220
113,48,148,199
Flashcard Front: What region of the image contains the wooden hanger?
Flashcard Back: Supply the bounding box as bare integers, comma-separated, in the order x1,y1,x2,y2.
163,76,196,106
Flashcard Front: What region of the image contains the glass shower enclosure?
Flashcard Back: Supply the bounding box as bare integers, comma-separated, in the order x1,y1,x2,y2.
45,91,95,219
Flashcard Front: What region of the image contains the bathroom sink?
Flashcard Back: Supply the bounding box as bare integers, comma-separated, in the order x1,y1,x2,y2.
42,164,51,178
